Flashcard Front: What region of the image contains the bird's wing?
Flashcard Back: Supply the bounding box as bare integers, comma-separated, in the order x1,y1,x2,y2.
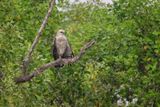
52,38,59,60
63,41,74,58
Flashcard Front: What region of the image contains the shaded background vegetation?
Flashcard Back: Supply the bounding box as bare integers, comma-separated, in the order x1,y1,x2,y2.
0,0,160,106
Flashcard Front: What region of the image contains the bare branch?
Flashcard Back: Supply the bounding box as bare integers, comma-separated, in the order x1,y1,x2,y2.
15,40,95,84
22,0,55,73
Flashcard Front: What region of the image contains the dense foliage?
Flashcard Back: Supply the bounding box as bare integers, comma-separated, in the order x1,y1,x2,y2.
0,0,160,106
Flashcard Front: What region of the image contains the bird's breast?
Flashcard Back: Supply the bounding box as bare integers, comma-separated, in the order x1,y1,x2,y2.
55,35,67,56
56,36,67,45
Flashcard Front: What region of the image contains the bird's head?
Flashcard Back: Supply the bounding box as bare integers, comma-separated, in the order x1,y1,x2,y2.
57,29,65,34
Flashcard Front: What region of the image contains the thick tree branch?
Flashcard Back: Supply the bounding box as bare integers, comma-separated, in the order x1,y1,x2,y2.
22,0,55,73
15,40,95,84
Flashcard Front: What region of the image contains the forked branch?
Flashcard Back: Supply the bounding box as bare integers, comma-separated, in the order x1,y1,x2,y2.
22,0,55,73
15,40,95,84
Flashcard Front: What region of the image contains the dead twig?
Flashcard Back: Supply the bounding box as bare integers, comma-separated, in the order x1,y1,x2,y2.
15,40,95,84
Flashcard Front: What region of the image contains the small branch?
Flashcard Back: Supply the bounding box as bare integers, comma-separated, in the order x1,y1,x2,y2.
15,40,95,84
22,0,55,73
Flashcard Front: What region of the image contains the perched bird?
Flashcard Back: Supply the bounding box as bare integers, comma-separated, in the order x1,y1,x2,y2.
52,29,74,67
